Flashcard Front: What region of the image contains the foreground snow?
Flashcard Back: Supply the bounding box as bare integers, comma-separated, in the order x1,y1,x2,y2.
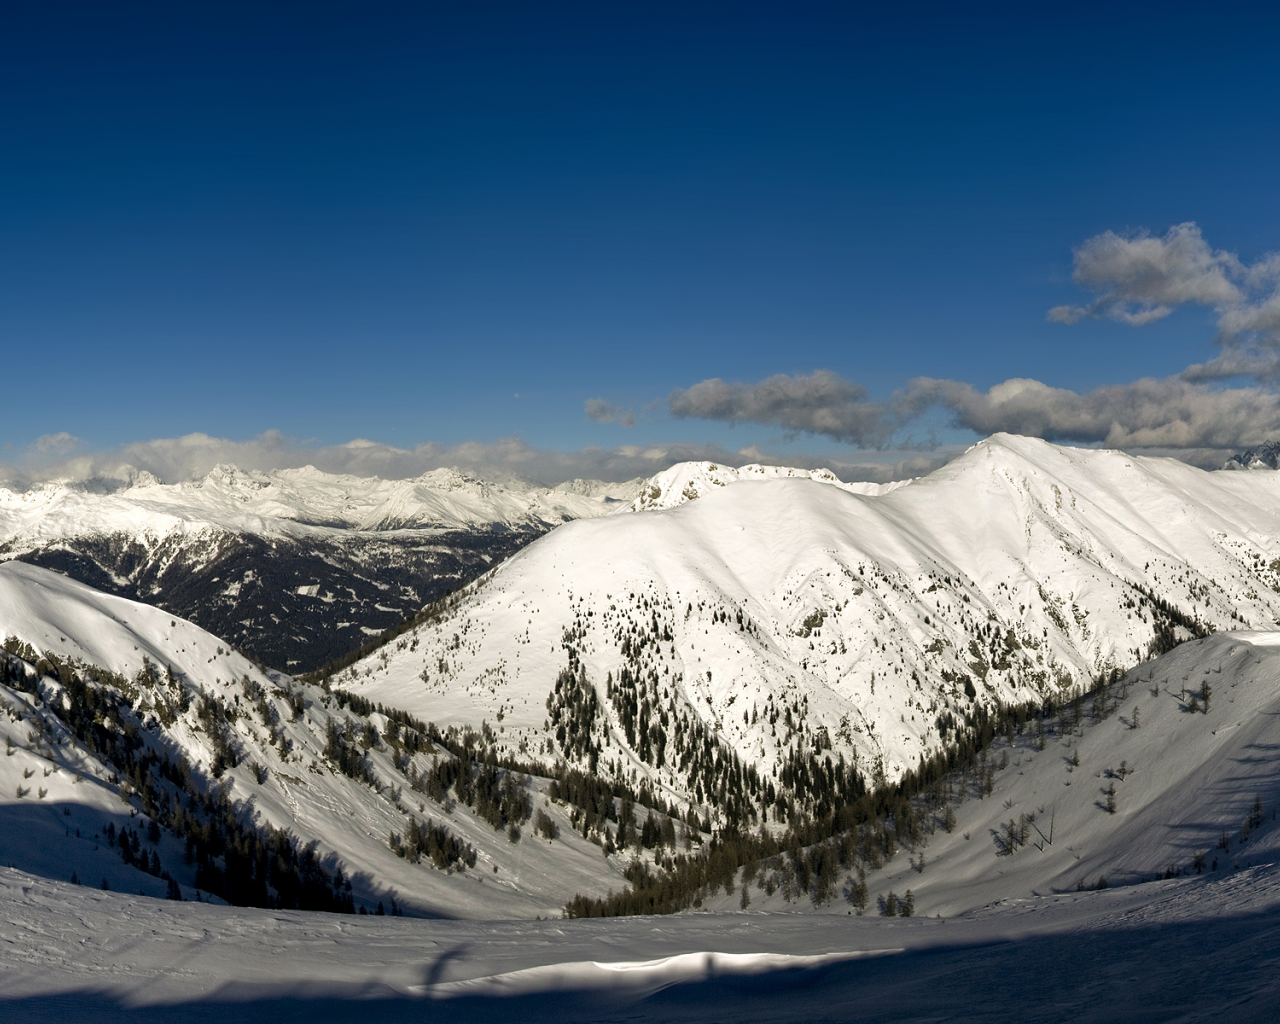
2,861,1278,1021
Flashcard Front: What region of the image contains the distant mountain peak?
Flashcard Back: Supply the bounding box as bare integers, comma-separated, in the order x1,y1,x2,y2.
622,460,906,513
1223,441,1280,470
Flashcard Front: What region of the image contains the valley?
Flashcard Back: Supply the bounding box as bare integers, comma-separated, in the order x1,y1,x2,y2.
3,437,1280,1019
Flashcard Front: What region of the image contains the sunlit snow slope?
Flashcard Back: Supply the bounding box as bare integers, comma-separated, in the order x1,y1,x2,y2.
343,435,1280,798
623,460,908,512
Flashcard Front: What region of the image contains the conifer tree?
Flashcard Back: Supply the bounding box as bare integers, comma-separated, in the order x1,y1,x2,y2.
846,866,869,915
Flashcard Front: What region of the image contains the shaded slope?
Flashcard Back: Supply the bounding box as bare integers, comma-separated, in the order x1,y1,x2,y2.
0,562,645,918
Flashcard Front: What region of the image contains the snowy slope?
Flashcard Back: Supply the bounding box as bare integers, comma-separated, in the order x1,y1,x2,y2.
2,856,1279,1021
0,562,639,919
341,434,1280,804
3,521,1280,977
701,628,1280,919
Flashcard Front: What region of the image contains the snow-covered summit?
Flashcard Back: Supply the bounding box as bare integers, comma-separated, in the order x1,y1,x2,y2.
2,462,637,537
623,460,907,512
1222,440,1280,470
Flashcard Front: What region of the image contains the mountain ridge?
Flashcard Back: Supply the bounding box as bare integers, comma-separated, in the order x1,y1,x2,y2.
336,434,1280,802
0,465,643,671
1222,440,1280,471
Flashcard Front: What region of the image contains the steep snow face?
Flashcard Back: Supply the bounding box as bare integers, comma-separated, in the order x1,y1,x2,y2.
0,467,641,671
341,434,1280,799
623,461,907,512
0,562,635,919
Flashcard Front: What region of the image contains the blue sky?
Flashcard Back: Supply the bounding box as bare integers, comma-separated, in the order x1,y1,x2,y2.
4,2,1280,482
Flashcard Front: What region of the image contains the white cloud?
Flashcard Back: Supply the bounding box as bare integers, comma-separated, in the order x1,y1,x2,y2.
665,368,1280,453
908,375,1280,449
668,370,897,447
1050,223,1280,385
1048,222,1243,327
33,432,80,456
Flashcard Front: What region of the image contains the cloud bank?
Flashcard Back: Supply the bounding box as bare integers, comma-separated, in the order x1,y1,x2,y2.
668,370,896,447
906,376,1280,449
668,370,1280,454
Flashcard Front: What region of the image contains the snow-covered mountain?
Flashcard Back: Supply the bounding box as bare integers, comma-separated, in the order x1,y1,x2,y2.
4,557,1279,932
1222,440,1280,470
1,464,635,534
9,434,1280,925
622,460,908,513
0,465,640,671
0,560,652,918
335,434,1280,814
